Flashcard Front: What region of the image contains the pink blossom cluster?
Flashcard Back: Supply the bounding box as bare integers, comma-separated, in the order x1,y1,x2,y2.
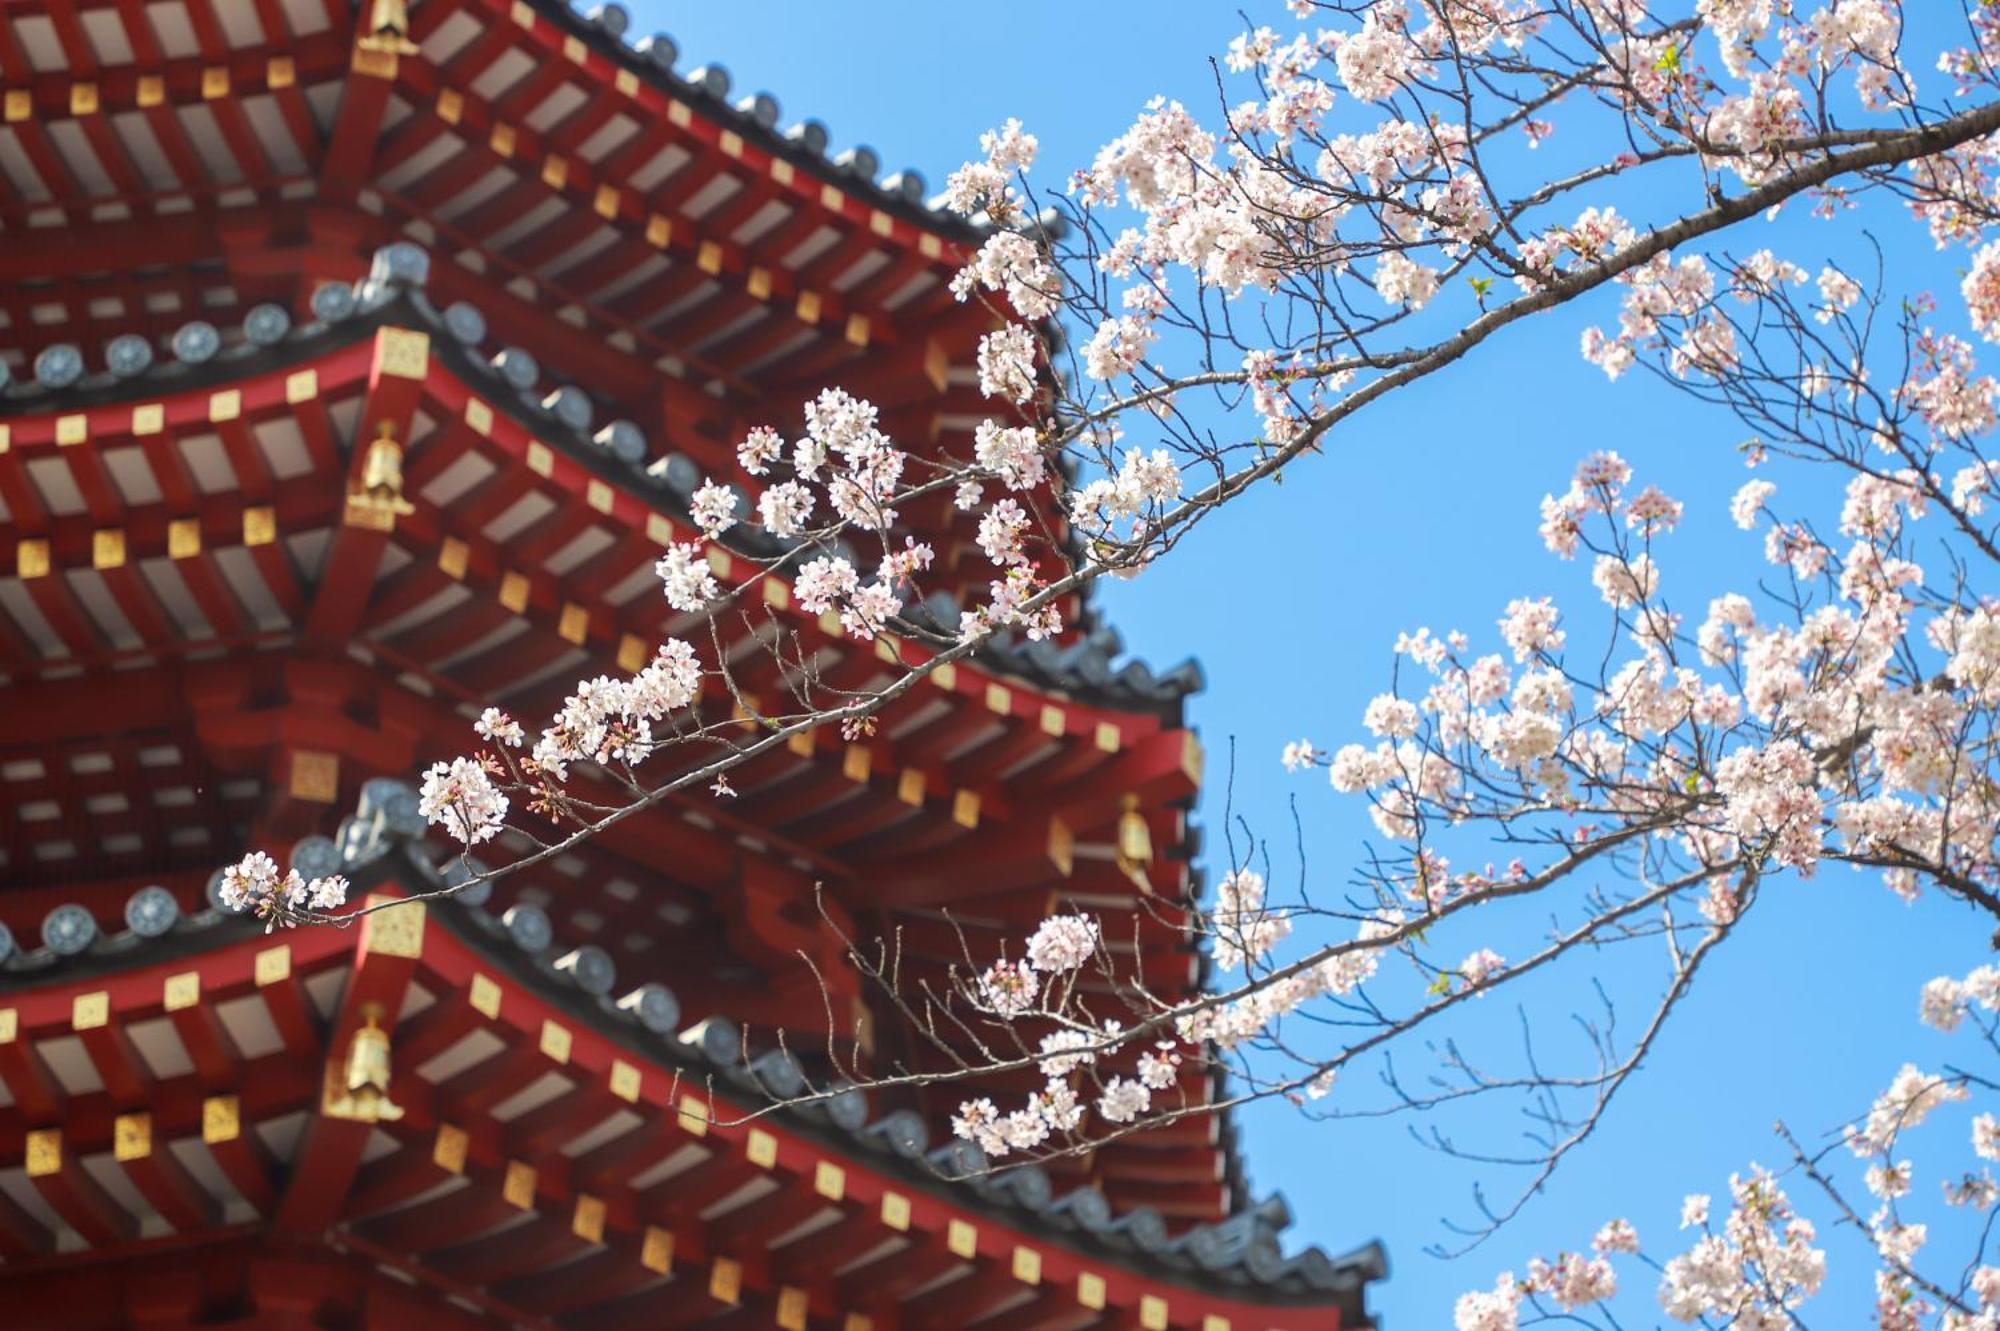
217,850,350,930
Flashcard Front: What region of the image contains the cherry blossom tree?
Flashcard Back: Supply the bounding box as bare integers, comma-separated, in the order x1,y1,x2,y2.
219,1,2000,1324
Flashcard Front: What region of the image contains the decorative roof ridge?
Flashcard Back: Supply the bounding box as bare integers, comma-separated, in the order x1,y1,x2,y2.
514,0,1025,244
0,244,1201,715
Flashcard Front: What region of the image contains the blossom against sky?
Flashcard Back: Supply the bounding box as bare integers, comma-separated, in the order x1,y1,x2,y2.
637,4,1999,1325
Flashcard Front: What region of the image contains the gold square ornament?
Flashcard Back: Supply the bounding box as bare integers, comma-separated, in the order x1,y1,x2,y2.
842,745,871,783
243,505,276,547
539,1020,572,1063
16,539,49,580
72,992,109,1031
503,1160,538,1209
573,1193,606,1242
25,1130,60,1177
708,1256,741,1305
254,944,291,986
164,972,200,1011
375,327,430,379
289,749,338,802
874,1190,909,1231
114,1113,151,1161
434,1123,469,1174
364,897,427,959
92,529,126,571
202,1095,240,1144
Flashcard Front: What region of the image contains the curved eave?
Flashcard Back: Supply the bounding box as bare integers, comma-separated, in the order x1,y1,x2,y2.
0,832,1381,1330
0,283,1199,720
512,0,987,249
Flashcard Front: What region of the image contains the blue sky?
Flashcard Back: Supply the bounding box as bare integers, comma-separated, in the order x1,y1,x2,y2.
631,3,1995,1323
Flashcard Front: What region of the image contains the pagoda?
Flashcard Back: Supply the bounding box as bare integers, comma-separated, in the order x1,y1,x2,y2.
0,1,1383,1327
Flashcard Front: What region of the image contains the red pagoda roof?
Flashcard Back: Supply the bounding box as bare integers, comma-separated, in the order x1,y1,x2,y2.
0,0,1053,604
0,788,1381,1331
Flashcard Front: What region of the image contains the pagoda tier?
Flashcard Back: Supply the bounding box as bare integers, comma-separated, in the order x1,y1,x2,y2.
0,278,1224,1219
0,0,1067,610
0,796,1382,1331
0,0,1383,1325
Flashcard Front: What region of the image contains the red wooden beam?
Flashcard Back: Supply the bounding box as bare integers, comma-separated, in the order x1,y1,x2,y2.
322,36,396,202
22,1127,139,1246
271,894,424,1236
114,1110,225,1234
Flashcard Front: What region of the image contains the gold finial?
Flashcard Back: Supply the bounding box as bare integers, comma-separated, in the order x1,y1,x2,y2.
1115,793,1154,894
344,420,417,531
357,0,419,55
324,1003,406,1122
